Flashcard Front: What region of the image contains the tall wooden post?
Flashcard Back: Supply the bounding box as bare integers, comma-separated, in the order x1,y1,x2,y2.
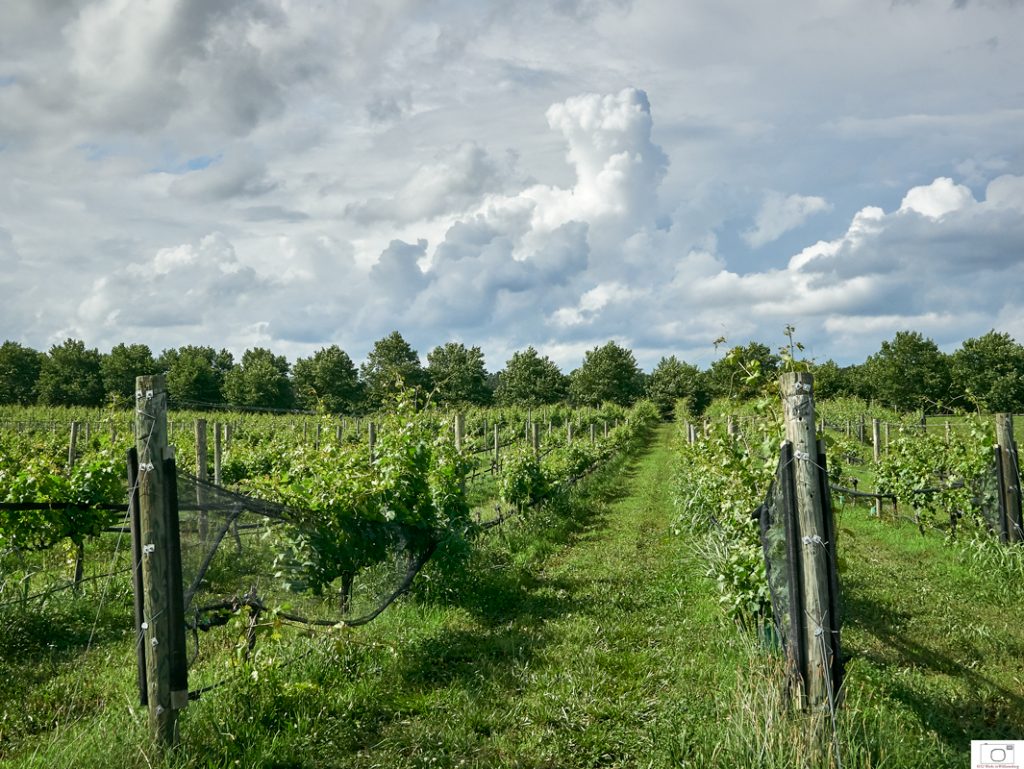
135,375,187,749
872,419,881,463
996,414,1022,543
781,372,837,710
455,414,465,451
532,422,540,455
368,421,377,463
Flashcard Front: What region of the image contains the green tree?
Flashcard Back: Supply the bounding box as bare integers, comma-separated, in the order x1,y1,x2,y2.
36,339,105,406
359,331,430,409
495,347,568,406
864,331,951,413
292,345,363,413
951,330,1024,413
569,341,644,407
0,341,43,405
646,355,708,417
426,342,491,407
223,348,293,410
158,346,234,407
101,343,157,407
705,341,781,401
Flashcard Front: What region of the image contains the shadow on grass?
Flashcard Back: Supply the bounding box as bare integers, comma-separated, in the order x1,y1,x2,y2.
842,581,1024,744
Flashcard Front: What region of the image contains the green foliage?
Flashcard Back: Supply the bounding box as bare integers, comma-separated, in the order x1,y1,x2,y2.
359,331,430,410
0,433,124,550
36,339,105,407
495,346,568,406
865,330,952,413
498,448,548,511
874,417,994,531
568,341,644,407
223,347,294,410
672,406,779,626
100,343,156,408
646,355,708,418
158,345,234,407
705,341,781,402
0,341,43,406
951,329,1024,413
426,342,491,407
291,345,363,414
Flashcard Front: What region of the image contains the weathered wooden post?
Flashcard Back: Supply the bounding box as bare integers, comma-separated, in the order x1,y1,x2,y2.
532,422,540,455
454,413,465,452
567,422,574,445
781,372,840,711
134,375,187,749
996,414,1022,543
872,419,881,463
368,421,377,463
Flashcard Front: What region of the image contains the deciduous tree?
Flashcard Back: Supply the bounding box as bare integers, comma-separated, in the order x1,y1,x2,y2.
360,332,430,409
0,341,43,405
426,342,491,406
495,347,567,406
292,345,363,413
951,330,1024,413
101,343,157,407
224,348,293,410
36,339,105,406
569,341,644,407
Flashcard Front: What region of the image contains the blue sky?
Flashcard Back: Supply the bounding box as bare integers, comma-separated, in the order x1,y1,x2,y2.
1,0,1022,372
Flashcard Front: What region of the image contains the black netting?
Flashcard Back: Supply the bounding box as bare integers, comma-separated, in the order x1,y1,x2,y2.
756,448,798,659
172,470,434,685
977,450,1004,538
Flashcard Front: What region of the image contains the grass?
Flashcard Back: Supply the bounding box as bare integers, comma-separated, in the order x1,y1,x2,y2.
2,422,1024,767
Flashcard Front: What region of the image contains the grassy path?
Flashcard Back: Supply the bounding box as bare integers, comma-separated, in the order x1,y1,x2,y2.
300,421,745,768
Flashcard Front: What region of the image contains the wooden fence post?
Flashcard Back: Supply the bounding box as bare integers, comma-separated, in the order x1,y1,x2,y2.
872,419,881,463
996,414,1022,543
134,375,187,750
781,372,840,711
532,422,540,455
455,414,465,452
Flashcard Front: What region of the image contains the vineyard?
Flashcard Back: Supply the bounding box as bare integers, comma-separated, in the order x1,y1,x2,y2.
1,376,1023,767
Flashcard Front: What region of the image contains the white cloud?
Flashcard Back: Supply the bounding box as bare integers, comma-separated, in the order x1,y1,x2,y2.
744,191,832,248
1,1,1024,371
898,177,975,218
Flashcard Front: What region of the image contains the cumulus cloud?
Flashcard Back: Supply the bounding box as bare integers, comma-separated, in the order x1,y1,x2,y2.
898,177,975,218
346,143,509,224
743,191,832,247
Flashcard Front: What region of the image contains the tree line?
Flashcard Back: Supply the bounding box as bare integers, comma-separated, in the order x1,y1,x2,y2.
0,328,1022,416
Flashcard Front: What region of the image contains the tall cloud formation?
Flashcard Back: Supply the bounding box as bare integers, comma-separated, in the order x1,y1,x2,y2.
2,0,1023,369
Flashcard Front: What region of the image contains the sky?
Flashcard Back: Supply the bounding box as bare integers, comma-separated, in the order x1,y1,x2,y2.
1,0,1023,374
